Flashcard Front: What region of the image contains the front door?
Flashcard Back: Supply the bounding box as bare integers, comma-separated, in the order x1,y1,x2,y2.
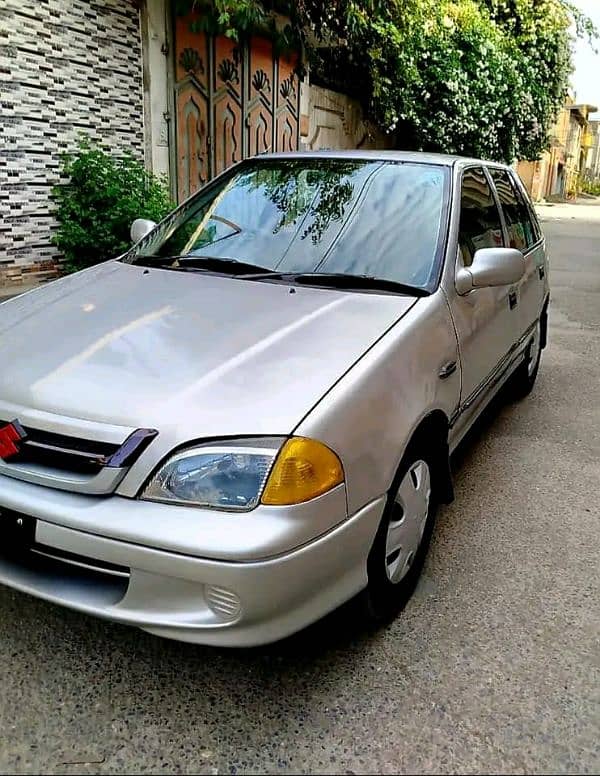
173,12,301,201
447,166,521,443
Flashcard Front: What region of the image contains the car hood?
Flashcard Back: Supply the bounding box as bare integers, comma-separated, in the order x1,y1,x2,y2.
0,261,417,440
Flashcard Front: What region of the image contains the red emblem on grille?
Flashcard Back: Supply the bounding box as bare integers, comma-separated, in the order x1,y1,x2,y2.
0,420,27,460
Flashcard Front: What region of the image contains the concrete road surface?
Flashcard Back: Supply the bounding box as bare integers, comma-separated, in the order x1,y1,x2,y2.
0,203,598,774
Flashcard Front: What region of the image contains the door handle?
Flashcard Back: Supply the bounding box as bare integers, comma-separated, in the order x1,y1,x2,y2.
509,290,518,310
438,361,457,380
538,265,545,280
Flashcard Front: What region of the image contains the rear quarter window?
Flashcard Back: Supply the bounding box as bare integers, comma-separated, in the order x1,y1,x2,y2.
511,171,543,246
489,167,540,251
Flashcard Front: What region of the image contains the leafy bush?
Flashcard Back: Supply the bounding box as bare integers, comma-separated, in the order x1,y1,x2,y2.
52,139,173,272
304,0,575,163
582,180,600,196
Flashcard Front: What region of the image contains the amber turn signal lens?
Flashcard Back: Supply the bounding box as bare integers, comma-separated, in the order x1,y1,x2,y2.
261,437,344,506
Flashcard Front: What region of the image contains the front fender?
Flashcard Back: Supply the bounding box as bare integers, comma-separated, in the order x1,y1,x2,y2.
295,292,460,515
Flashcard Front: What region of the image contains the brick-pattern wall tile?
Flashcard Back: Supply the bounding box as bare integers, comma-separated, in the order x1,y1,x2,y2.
0,0,143,283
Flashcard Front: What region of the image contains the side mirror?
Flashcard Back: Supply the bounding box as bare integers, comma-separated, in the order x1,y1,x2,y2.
130,218,157,244
456,247,525,294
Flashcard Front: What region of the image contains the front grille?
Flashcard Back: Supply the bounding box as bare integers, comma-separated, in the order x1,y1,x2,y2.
0,420,157,495
0,419,120,475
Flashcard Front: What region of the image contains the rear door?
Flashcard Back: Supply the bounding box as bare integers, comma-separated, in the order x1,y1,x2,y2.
487,167,546,337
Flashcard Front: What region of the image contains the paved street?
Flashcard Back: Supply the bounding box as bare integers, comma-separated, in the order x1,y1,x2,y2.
0,202,599,775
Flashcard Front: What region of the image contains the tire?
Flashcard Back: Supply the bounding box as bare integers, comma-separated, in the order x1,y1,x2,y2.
358,442,438,624
509,316,542,398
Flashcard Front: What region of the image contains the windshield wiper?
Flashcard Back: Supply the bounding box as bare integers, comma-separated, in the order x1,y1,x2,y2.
131,255,276,276
131,257,429,295
244,272,430,297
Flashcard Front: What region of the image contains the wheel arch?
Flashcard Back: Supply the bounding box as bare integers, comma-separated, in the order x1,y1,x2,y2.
391,410,454,505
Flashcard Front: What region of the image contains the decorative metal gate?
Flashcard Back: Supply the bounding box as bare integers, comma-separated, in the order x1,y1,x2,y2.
173,13,301,201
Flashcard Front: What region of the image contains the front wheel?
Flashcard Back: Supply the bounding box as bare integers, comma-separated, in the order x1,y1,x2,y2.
358,446,438,624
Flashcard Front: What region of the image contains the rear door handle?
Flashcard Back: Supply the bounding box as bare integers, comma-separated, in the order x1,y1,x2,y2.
438,361,457,380
509,290,518,310
538,265,545,280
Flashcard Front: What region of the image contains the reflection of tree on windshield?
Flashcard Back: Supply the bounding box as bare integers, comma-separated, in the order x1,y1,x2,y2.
138,161,362,259
154,199,234,257
248,163,360,245
155,217,201,257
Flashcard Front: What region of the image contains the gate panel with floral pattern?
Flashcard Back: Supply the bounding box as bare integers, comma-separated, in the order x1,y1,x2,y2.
174,13,300,201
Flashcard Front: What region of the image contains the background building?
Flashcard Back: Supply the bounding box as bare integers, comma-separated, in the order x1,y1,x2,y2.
517,97,598,201
582,119,600,183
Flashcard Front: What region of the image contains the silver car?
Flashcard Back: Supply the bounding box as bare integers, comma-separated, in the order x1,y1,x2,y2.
0,151,548,646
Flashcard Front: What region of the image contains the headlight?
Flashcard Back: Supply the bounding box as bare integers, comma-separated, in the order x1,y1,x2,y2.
141,436,344,510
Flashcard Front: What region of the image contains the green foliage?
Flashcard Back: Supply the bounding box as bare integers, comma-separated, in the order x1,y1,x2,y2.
178,0,267,38
52,139,173,272
307,0,580,162
176,0,301,59
582,179,600,196
177,0,596,162
480,0,575,159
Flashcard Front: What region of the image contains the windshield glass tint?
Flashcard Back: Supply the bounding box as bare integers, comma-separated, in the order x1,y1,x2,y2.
129,160,449,289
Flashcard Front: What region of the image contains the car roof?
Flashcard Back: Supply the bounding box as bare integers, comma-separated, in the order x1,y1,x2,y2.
252,149,508,169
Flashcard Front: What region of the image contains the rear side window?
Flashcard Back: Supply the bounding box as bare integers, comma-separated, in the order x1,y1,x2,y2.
458,167,504,266
489,168,538,250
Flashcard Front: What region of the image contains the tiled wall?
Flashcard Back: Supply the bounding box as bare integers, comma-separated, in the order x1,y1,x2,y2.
0,0,144,286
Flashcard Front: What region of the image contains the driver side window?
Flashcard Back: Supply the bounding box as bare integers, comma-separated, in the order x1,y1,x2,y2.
459,167,504,266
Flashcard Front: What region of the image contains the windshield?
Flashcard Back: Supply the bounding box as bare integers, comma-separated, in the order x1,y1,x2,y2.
126,159,450,291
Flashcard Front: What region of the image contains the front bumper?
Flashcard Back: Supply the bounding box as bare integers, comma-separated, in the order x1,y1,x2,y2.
0,490,385,647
